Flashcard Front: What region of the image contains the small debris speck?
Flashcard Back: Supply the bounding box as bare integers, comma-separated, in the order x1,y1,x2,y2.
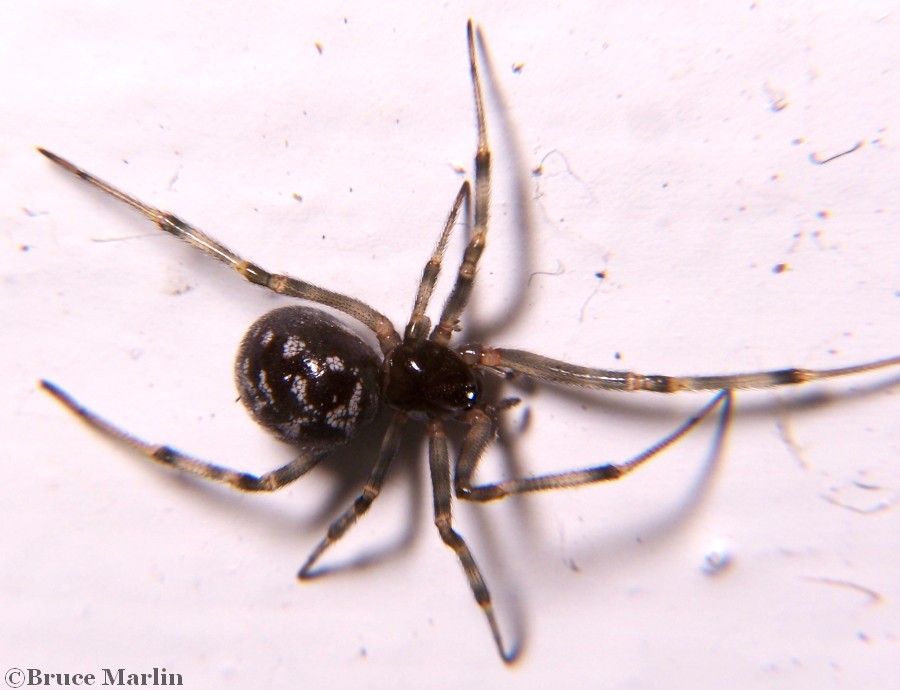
702,538,732,575
810,141,863,165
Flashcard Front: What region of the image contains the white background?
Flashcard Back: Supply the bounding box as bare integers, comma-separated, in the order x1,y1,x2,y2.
3,1,899,688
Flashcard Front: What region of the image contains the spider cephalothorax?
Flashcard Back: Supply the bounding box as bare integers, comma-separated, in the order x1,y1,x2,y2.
381,341,481,420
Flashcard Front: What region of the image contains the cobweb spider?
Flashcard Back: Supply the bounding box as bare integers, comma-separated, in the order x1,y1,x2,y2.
39,20,900,663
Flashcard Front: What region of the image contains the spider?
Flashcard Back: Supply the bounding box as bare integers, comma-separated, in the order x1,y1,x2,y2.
39,20,900,663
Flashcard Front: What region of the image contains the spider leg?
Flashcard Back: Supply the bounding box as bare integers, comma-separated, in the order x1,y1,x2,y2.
41,380,323,491
427,418,513,662
467,346,900,393
452,346,899,500
455,391,731,502
432,20,491,345
404,180,470,344
36,147,401,354
297,413,405,578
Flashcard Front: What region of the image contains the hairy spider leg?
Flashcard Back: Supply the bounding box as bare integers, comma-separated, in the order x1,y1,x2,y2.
483,348,900,393
36,147,402,354
432,20,492,346
298,413,406,577
414,20,518,661
427,418,512,662
404,180,470,344
456,390,731,501
451,347,900,500
40,380,325,491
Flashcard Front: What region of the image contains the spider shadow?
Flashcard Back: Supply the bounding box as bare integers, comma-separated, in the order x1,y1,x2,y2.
434,26,730,642
296,416,429,579
474,375,728,575
139,404,425,575
762,368,900,414
530,367,900,576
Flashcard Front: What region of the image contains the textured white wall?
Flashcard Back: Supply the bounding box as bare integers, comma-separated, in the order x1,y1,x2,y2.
4,2,899,688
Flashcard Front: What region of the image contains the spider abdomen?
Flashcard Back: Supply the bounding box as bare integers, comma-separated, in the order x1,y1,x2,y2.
381,340,480,420
235,306,381,451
